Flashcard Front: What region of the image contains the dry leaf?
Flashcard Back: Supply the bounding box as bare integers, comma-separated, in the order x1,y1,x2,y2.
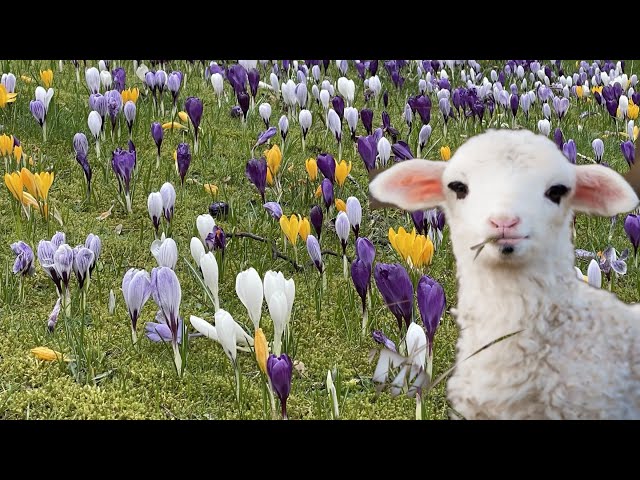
30,347,72,362
293,360,306,376
222,176,231,183
114,224,123,235
53,207,64,226
96,205,114,221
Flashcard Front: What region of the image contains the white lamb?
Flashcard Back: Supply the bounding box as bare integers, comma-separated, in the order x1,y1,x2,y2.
369,128,640,420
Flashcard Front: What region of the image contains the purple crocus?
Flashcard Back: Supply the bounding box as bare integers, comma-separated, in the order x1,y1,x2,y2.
417,275,446,353
238,91,250,120
411,210,428,235
84,233,101,275
73,133,92,197
160,182,176,223
37,240,62,295
372,330,396,352
414,95,431,125
209,201,230,219
30,100,45,127
111,147,136,197
392,141,414,161
230,105,243,118
184,96,203,150
624,214,640,258
562,140,577,164
122,268,152,343
112,67,126,92
246,157,267,203
255,126,277,148
145,310,183,344
47,298,61,333
106,90,122,133
307,234,323,273
360,108,373,135
374,263,414,332
554,128,564,150
321,178,333,212
227,64,248,95
267,353,293,419
552,96,570,120
316,153,336,183
248,68,260,100
176,142,191,185
357,134,377,172
509,94,518,118
11,241,35,276
167,71,182,105
151,122,163,156
332,95,345,121
310,205,323,240
351,257,371,317
150,266,182,354
621,140,635,166
264,201,283,220
72,246,94,290
356,237,376,270
205,225,226,252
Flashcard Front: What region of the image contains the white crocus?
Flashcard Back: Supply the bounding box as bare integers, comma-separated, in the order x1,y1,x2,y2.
190,237,206,268
150,234,178,270
196,214,215,245
344,107,358,139
88,110,102,159
346,196,362,236
189,314,253,349
235,267,263,330
147,192,164,236
587,259,602,289
135,64,149,83
100,70,112,90
86,67,100,94
377,137,391,166
211,73,224,108
267,290,288,356
200,252,219,312
299,109,312,151
337,77,355,106
537,119,551,137
270,72,280,96
259,102,272,128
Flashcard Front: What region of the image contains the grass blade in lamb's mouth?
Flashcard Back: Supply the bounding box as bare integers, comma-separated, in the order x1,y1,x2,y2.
470,237,498,261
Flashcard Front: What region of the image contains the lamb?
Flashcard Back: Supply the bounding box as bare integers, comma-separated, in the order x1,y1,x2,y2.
369,128,640,420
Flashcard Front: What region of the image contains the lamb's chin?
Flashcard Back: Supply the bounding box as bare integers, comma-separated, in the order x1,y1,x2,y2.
474,242,535,268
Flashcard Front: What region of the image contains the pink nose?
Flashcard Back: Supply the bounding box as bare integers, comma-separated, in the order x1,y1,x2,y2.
489,216,521,229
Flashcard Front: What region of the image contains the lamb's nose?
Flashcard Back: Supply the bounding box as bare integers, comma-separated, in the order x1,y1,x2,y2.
489,216,521,229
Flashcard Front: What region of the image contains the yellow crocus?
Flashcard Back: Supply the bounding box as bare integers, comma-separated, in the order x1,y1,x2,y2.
335,199,347,212
576,86,583,98
266,168,274,186
628,102,639,121
388,227,434,269
0,85,17,108
315,185,322,198
440,146,451,161
254,328,269,374
40,69,53,88
20,168,38,199
121,87,140,104
305,158,318,181
204,183,218,196
178,111,189,123
591,85,603,95
0,134,13,156
265,144,282,177
35,171,54,202
163,121,187,130
4,172,23,202
31,346,65,361
279,214,300,246
299,217,311,241
335,160,352,187
20,75,32,84
14,145,22,164
22,191,40,209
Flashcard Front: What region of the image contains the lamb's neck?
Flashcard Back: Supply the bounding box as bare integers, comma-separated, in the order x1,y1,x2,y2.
455,253,575,333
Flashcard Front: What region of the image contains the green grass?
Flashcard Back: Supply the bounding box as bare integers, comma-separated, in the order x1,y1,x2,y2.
0,59,638,419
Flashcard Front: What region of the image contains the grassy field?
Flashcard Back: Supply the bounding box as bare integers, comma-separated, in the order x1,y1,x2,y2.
0,59,638,420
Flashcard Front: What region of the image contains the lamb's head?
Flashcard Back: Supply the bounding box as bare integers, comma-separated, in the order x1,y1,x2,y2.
369,129,639,271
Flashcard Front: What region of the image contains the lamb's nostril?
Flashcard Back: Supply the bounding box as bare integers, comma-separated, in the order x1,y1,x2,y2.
489,216,521,229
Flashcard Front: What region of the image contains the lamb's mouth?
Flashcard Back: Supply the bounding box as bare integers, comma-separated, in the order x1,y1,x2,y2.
496,237,527,246
470,236,529,259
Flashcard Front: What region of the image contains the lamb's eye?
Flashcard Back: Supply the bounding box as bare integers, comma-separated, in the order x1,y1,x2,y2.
448,181,468,200
545,184,570,205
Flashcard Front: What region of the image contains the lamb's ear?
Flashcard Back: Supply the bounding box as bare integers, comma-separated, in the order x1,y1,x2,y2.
571,164,639,216
368,159,447,211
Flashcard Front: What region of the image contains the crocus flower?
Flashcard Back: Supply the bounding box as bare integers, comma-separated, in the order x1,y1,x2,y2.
417,275,446,357
310,205,323,240
122,268,152,344
621,140,635,166
209,201,229,219
259,103,272,128
238,91,250,120
147,192,163,235
562,140,577,164
47,298,62,333
72,246,94,291
53,244,74,295
374,263,414,332
392,141,414,161
235,267,263,330
372,330,396,352
111,147,136,213
85,67,100,94
11,241,35,276
151,266,184,374
255,126,277,149
587,259,602,288
205,225,226,252
267,353,293,419
305,157,318,181
389,227,434,269
124,101,136,137
160,182,176,224
414,95,431,125
307,234,323,273
37,240,61,295
184,96,203,153
356,237,376,269
176,142,191,185
264,270,296,354
554,128,564,150
357,134,377,172
352,257,371,333
200,252,220,311
112,67,126,92
360,108,373,135
328,109,342,148
321,178,333,212
592,138,604,163
377,137,391,166
336,211,350,257
538,119,551,136
264,201,283,220
317,153,336,183
346,196,362,238
299,109,312,146
279,115,289,145
151,235,178,270
145,310,183,344
624,214,640,259
417,125,432,157
246,157,267,203
335,160,352,187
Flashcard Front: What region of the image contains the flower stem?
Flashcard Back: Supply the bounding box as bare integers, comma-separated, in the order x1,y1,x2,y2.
361,303,368,338
415,391,422,420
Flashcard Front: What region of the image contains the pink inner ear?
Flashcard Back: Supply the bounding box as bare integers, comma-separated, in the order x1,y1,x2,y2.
391,177,443,204
574,172,618,210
